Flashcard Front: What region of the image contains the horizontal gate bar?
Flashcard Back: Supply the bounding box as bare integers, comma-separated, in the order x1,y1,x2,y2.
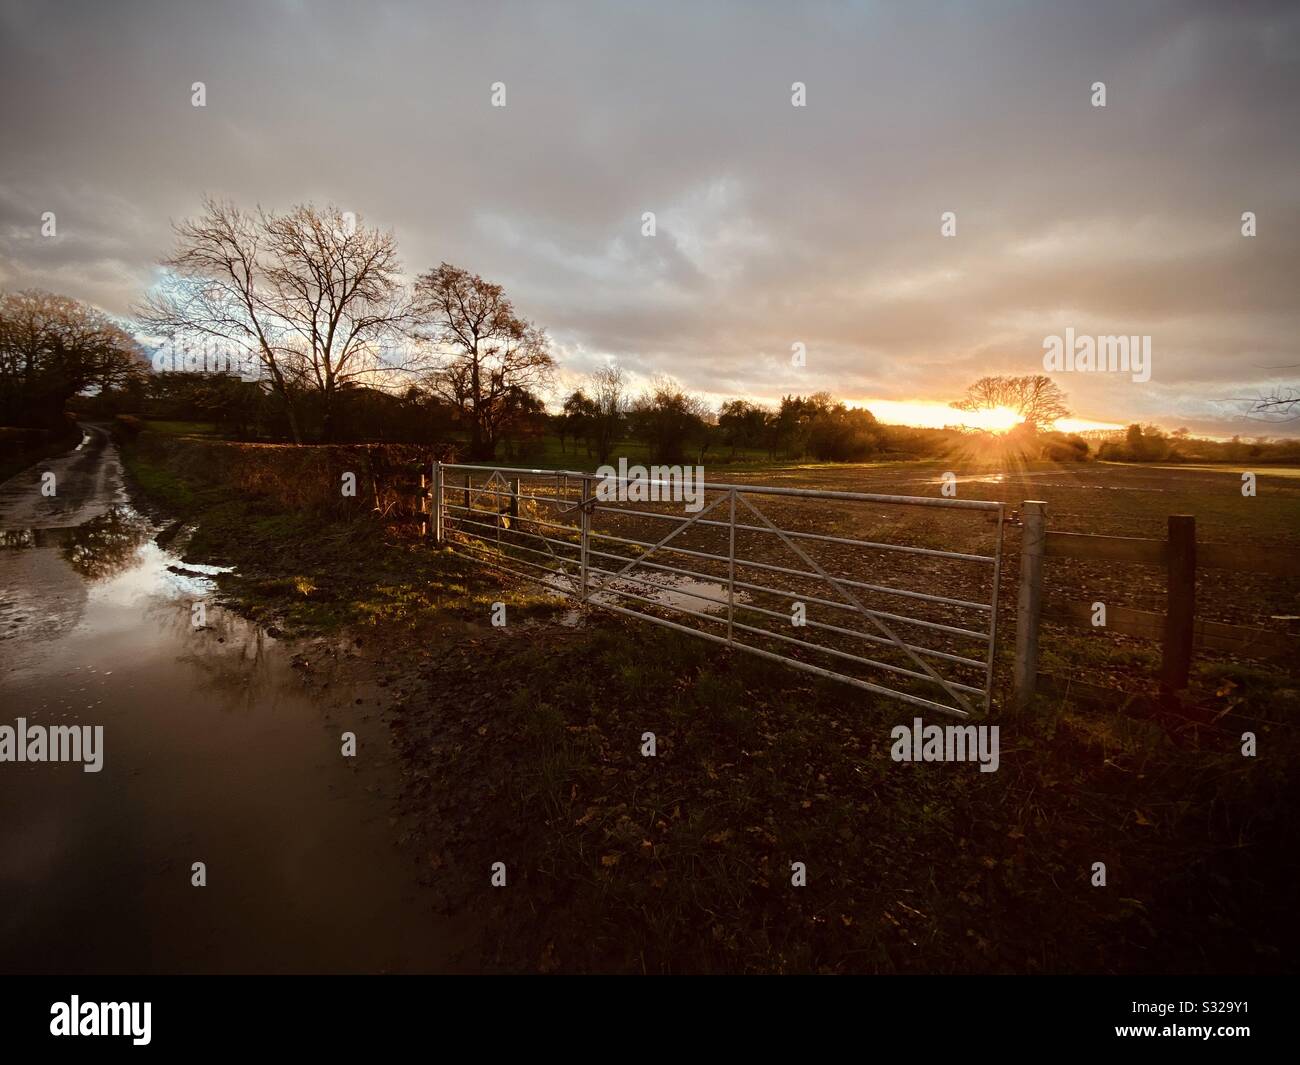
588,502,995,564
583,538,990,612
465,484,995,565
581,542,984,629
587,598,973,716
471,487,576,509
454,517,582,561
580,573,986,695
445,504,581,546
453,521,986,670
455,539,574,583
587,530,989,641
459,491,993,596
452,543,972,717
440,462,1002,511
581,548,987,667
447,534,988,693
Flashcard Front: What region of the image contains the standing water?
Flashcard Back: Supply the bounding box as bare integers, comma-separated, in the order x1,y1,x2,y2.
0,427,467,972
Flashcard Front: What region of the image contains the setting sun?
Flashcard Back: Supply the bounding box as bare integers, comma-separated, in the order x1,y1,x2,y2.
969,406,1023,433
846,398,1123,435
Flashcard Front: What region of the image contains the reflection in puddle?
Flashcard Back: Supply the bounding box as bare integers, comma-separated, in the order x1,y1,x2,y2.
0,505,235,649
61,507,153,581
924,473,1006,485
2,505,153,582
543,572,747,629
637,577,744,613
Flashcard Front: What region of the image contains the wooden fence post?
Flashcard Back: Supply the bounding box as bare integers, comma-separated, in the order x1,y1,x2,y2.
1014,500,1047,709
509,477,519,519
1161,514,1196,694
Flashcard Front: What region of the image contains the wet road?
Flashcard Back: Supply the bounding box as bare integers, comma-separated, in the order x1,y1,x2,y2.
0,426,467,972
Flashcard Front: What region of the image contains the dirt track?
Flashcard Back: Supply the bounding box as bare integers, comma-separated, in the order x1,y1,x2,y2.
0,423,124,530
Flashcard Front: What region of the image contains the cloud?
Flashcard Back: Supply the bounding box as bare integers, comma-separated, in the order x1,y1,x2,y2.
0,0,1296,436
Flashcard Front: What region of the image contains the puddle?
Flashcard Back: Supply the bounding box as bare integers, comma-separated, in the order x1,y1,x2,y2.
0,448,467,973
922,473,1008,485
642,576,744,613
532,571,747,628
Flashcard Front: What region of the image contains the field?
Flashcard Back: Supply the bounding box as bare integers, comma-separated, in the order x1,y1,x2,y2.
122,434,1300,973
734,459,1300,639
507,433,775,471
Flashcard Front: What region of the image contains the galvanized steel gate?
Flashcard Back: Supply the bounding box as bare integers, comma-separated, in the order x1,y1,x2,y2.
431,461,1005,718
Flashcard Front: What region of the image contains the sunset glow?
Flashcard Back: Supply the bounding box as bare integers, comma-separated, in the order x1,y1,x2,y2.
855,399,1122,435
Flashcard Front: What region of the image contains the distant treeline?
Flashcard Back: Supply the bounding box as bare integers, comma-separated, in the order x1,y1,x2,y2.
6,267,1296,468
1082,423,1300,465
60,366,1300,468
5,195,1298,469
75,369,1103,466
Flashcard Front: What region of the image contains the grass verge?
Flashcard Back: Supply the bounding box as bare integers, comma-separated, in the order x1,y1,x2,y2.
395,614,1298,973
120,433,565,634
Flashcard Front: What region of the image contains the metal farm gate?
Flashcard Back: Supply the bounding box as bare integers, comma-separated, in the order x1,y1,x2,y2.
431,461,1005,718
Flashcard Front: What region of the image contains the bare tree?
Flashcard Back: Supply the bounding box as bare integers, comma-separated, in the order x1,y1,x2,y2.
0,290,143,427
629,376,713,464
951,374,1071,429
138,197,411,442
588,362,626,462
410,263,554,459
1247,386,1299,421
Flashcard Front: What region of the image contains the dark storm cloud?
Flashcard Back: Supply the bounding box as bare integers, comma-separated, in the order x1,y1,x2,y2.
1,0,1297,434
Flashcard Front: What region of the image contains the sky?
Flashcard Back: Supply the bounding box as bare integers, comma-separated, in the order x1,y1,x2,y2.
1,0,1297,436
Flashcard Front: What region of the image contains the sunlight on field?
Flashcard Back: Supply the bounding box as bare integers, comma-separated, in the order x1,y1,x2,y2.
1149,464,1300,479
